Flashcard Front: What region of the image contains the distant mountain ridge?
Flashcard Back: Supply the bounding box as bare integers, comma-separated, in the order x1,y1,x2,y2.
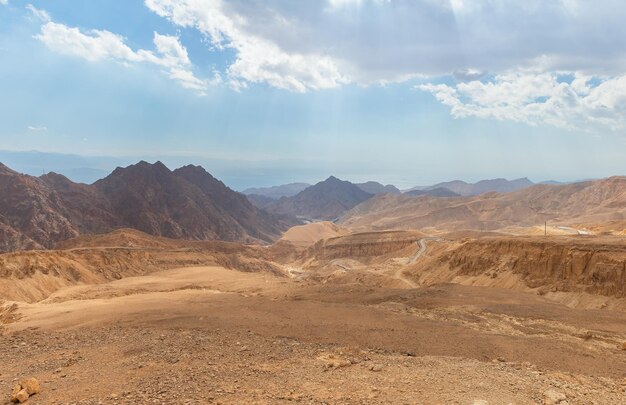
407,177,534,196
0,161,292,252
243,183,310,199
405,187,460,197
355,181,401,195
340,177,626,233
265,176,373,221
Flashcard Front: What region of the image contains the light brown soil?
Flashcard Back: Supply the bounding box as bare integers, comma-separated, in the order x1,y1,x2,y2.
1,230,626,404
279,221,350,247
1,265,625,404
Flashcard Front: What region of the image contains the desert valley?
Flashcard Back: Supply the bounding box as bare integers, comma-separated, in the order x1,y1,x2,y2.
0,162,625,404
3,1,626,403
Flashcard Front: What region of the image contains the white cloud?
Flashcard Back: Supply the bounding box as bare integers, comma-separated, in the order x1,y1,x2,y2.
144,0,349,92
326,0,389,10
26,4,51,22
27,0,626,131
0,0,8,5
27,125,48,132
327,0,363,9
418,71,626,131
36,20,209,94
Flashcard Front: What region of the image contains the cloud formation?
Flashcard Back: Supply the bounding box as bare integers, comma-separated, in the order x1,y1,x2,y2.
36,21,209,94
26,4,50,22
29,0,626,130
145,0,349,92
27,125,48,132
418,72,626,131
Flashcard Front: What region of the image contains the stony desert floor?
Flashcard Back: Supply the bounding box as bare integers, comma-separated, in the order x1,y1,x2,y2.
2,263,626,404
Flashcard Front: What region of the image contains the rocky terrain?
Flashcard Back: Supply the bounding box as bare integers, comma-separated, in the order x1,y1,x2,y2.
0,162,293,252
1,179,626,403
1,253,625,404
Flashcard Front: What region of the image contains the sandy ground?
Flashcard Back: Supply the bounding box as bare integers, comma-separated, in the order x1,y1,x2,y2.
279,222,350,247
2,265,626,404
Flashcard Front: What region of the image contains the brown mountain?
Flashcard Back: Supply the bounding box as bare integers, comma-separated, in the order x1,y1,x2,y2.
0,163,78,251
340,176,626,232
266,176,374,221
0,161,292,252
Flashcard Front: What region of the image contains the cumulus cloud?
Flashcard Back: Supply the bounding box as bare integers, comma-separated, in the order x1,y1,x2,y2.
144,0,349,92
146,0,626,83
36,20,209,94
0,0,8,5
137,0,626,129
418,72,626,131
29,0,626,130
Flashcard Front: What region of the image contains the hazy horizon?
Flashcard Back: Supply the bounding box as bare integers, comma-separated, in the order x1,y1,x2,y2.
0,148,613,191
2,0,626,190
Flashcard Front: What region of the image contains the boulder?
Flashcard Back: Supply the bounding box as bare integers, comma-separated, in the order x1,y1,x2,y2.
543,389,567,405
10,378,40,403
19,378,40,395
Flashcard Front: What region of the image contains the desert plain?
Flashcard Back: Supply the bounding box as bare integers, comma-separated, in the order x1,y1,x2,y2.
1,222,625,404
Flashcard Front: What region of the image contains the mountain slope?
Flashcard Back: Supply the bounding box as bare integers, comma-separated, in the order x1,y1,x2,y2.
246,194,277,209
173,165,287,241
266,176,373,220
0,164,78,251
0,161,291,252
340,177,626,232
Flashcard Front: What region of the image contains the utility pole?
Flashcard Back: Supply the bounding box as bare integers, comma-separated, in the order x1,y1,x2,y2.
545,221,547,236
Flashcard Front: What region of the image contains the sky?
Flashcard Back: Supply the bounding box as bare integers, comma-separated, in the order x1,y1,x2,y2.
1,0,625,190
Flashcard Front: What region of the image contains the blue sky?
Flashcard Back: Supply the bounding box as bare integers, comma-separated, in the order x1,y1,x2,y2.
1,0,625,190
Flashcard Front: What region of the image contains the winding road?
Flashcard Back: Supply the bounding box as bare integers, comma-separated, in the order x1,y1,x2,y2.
395,237,444,288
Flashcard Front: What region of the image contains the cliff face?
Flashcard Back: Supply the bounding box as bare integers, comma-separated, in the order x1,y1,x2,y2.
442,237,626,298
0,230,284,303
304,231,424,260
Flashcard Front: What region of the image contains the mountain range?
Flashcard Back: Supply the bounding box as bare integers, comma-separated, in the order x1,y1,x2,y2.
245,177,538,221
354,182,401,195
405,187,460,197
407,178,534,196
340,176,626,233
243,182,311,199
0,161,293,252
